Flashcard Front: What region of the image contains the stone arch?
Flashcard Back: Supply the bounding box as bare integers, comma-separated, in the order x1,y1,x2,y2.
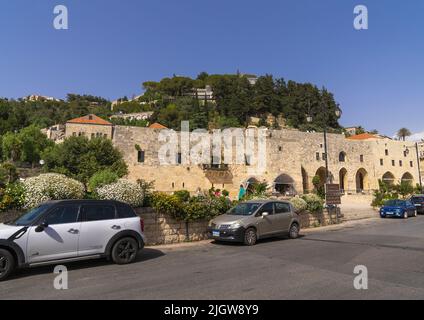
274,174,295,196
339,168,348,193
245,177,259,194
301,167,309,194
401,172,414,185
315,167,333,186
355,168,369,193
382,172,395,186
339,151,347,162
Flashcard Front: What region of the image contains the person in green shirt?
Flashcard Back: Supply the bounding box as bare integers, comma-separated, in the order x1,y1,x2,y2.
238,184,246,200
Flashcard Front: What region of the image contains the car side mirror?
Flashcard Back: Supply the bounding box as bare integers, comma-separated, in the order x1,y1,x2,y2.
262,212,269,218
35,222,48,233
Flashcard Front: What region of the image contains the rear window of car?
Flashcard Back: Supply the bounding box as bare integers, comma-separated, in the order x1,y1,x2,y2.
411,197,424,203
116,204,137,219
81,205,116,222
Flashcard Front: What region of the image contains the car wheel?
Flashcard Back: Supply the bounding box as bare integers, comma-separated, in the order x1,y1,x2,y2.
111,237,138,265
0,249,15,281
289,223,300,239
380,214,386,219
244,228,257,246
403,211,408,219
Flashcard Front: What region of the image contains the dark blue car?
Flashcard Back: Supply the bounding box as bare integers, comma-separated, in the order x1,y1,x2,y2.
380,199,417,219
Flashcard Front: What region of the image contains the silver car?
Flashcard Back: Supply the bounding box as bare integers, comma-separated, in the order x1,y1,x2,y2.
208,200,300,246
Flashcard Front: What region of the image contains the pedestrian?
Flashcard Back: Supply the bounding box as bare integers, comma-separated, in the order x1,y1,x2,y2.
238,184,246,200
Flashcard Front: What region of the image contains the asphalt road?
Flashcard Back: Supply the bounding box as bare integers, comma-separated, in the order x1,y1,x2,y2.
2,216,424,300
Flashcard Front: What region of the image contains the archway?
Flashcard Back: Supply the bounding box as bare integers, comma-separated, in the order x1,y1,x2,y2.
355,168,368,193
274,174,295,196
382,172,395,186
301,167,309,194
401,172,414,185
339,168,348,193
245,177,259,194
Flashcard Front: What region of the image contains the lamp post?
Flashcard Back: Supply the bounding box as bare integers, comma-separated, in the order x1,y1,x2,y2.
306,100,342,184
405,143,423,193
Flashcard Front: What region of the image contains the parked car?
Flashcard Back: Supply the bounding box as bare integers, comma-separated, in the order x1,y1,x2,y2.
380,199,417,219
208,200,300,246
409,195,424,214
0,200,145,281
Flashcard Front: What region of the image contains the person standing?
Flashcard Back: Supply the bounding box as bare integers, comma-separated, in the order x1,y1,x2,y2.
238,184,246,200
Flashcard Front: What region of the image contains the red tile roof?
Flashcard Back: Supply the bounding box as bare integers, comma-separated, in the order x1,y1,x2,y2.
67,114,112,126
149,122,168,129
347,133,381,140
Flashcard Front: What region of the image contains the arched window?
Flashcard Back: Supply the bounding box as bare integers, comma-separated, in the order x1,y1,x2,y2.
339,152,346,162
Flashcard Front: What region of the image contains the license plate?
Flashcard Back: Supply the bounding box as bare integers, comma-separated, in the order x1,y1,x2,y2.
212,230,220,237
415,204,422,207
386,211,394,215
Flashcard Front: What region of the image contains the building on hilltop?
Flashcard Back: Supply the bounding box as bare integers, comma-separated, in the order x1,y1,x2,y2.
65,114,113,139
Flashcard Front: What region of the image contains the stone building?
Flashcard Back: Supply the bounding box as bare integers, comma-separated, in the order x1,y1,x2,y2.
59,114,421,198
65,114,113,139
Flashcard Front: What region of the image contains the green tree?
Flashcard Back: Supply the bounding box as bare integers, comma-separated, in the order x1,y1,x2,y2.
41,136,128,185
397,128,412,141
1,132,22,162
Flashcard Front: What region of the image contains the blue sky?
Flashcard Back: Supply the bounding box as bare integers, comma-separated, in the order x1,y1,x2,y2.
0,0,423,136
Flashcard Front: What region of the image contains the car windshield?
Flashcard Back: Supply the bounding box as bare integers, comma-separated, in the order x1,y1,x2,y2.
6,204,51,226
384,200,406,207
227,202,262,216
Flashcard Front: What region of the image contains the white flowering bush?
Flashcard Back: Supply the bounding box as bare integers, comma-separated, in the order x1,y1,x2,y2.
301,193,325,213
96,179,143,207
23,173,85,208
290,195,308,213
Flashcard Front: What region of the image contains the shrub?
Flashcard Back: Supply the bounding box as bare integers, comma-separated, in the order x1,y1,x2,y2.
301,193,324,213
23,173,85,208
0,182,25,212
151,192,184,219
96,179,143,207
173,190,191,202
88,169,119,192
290,196,308,213
136,179,155,207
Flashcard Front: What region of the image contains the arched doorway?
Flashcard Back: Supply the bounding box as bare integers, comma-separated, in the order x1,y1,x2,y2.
356,168,369,193
355,168,368,193
339,168,348,193
245,177,259,194
401,172,414,185
274,174,295,196
301,167,309,194
382,172,395,187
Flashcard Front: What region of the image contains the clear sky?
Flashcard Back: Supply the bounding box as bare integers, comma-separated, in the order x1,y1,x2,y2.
1,0,423,136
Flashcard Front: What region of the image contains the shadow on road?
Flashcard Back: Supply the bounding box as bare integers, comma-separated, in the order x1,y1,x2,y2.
7,248,165,281
211,234,305,247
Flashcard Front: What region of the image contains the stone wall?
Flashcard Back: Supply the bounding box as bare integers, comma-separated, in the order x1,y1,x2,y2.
136,207,209,246
111,125,420,200
136,207,340,246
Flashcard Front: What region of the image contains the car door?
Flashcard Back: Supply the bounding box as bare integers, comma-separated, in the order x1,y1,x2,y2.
274,202,293,233
78,204,118,256
26,205,81,263
255,202,277,237
407,201,416,216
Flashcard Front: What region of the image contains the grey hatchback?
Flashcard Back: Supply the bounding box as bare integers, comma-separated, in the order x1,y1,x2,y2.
207,200,300,246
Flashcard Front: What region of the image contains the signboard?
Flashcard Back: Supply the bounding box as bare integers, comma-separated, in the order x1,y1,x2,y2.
325,184,341,205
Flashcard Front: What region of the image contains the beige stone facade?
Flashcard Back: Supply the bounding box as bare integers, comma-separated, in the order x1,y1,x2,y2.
65,114,113,140
110,125,420,198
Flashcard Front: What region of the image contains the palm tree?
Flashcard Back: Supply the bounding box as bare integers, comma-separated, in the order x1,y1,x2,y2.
397,128,412,141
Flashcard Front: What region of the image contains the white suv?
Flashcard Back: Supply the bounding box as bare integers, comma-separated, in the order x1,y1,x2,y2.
0,200,145,281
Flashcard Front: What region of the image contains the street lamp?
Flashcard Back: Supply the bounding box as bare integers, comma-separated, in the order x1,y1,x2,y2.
306,101,342,184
